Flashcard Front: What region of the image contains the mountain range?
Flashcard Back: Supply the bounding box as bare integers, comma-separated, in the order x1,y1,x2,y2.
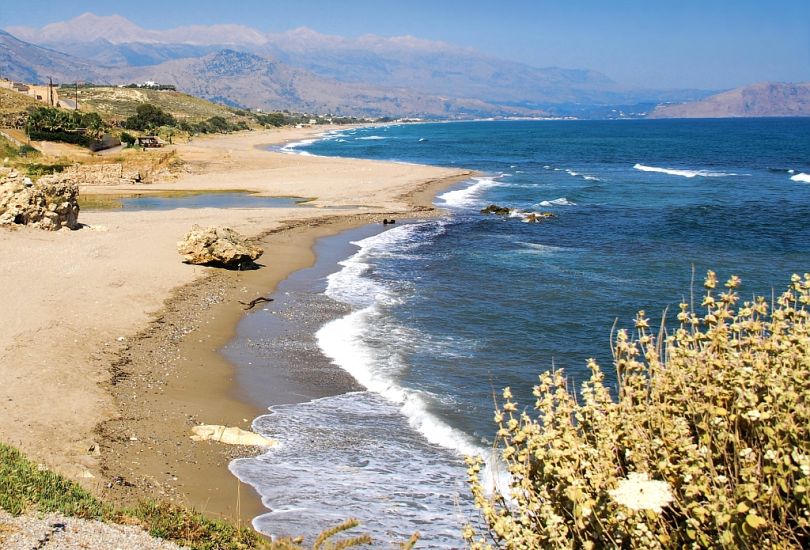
3,13,806,119
649,82,810,118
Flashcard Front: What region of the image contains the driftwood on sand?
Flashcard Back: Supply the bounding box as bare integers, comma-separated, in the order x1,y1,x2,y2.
238,296,273,310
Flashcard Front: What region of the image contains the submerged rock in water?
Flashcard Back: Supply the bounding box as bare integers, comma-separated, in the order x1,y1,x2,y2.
0,169,80,230
480,204,512,216
177,224,263,266
190,425,276,447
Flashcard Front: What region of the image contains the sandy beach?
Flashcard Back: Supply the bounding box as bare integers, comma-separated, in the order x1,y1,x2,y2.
0,126,471,524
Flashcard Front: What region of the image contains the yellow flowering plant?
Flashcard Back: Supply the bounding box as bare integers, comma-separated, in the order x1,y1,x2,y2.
465,272,810,549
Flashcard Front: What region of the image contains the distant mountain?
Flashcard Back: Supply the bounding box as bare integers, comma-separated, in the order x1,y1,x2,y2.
120,49,544,118
6,13,266,46
0,29,107,83
2,28,545,118
7,13,710,114
650,82,810,118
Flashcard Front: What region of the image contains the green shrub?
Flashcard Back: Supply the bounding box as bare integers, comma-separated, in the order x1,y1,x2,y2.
120,132,136,147
25,162,69,176
466,272,810,549
123,104,176,131
25,106,107,144
18,144,39,157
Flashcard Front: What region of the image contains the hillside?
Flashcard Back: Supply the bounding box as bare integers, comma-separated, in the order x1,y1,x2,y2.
0,86,40,113
73,86,247,123
0,29,107,84
650,82,810,118
119,49,545,118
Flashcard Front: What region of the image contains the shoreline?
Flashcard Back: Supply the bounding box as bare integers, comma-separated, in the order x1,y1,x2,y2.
0,123,473,530
90,131,473,524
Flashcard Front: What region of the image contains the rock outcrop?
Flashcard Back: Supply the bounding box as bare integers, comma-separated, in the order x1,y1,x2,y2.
177,224,263,266
0,168,80,230
190,425,276,447
480,204,512,216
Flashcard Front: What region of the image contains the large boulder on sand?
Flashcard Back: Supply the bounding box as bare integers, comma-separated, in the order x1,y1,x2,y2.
0,169,80,231
177,224,263,266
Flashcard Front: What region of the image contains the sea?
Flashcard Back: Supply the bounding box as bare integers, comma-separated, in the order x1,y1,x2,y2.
230,119,810,547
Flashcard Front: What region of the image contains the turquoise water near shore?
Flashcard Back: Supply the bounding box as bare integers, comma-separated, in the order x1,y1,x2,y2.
232,119,810,546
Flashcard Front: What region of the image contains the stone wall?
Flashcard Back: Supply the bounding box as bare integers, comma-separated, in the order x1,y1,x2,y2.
61,163,142,185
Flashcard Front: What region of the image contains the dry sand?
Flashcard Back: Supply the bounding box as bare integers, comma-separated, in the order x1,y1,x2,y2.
0,126,471,526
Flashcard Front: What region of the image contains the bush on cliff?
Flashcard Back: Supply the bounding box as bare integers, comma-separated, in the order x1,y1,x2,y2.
466,271,810,548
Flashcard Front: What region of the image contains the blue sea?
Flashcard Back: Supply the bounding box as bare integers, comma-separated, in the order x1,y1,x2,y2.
231,119,810,547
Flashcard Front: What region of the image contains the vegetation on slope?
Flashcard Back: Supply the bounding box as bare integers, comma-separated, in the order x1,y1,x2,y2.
0,442,375,549
26,106,106,145
68,86,248,125
466,272,810,548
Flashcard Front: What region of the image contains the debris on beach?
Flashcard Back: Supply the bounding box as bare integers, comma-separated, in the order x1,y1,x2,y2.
0,168,80,230
238,296,273,310
177,224,263,266
190,425,276,447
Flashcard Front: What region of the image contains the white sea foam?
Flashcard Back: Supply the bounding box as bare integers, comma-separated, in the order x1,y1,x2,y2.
316,224,514,507
538,197,576,207
232,223,510,545
437,176,501,208
518,242,571,254
318,224,483,457
790,172,810,183
231,392,475,547
280,138,318,156
563,168,601,181
357,135,386,140
634,163,747,178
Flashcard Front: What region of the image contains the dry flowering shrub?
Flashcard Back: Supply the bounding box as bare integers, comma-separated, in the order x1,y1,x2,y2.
465,272,810,549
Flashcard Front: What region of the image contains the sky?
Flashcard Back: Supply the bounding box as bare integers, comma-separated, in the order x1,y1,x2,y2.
1,0,809,89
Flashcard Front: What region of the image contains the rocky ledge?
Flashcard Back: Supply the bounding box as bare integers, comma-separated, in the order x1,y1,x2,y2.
0,168,80,230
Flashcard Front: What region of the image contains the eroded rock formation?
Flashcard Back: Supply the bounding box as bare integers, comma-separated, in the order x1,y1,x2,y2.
0,168,80,230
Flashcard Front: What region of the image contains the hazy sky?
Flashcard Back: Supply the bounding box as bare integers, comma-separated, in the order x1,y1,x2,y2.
2,0,808,89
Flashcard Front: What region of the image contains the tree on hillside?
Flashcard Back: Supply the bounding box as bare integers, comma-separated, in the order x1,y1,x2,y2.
123,104,176,132
25,106,108,145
